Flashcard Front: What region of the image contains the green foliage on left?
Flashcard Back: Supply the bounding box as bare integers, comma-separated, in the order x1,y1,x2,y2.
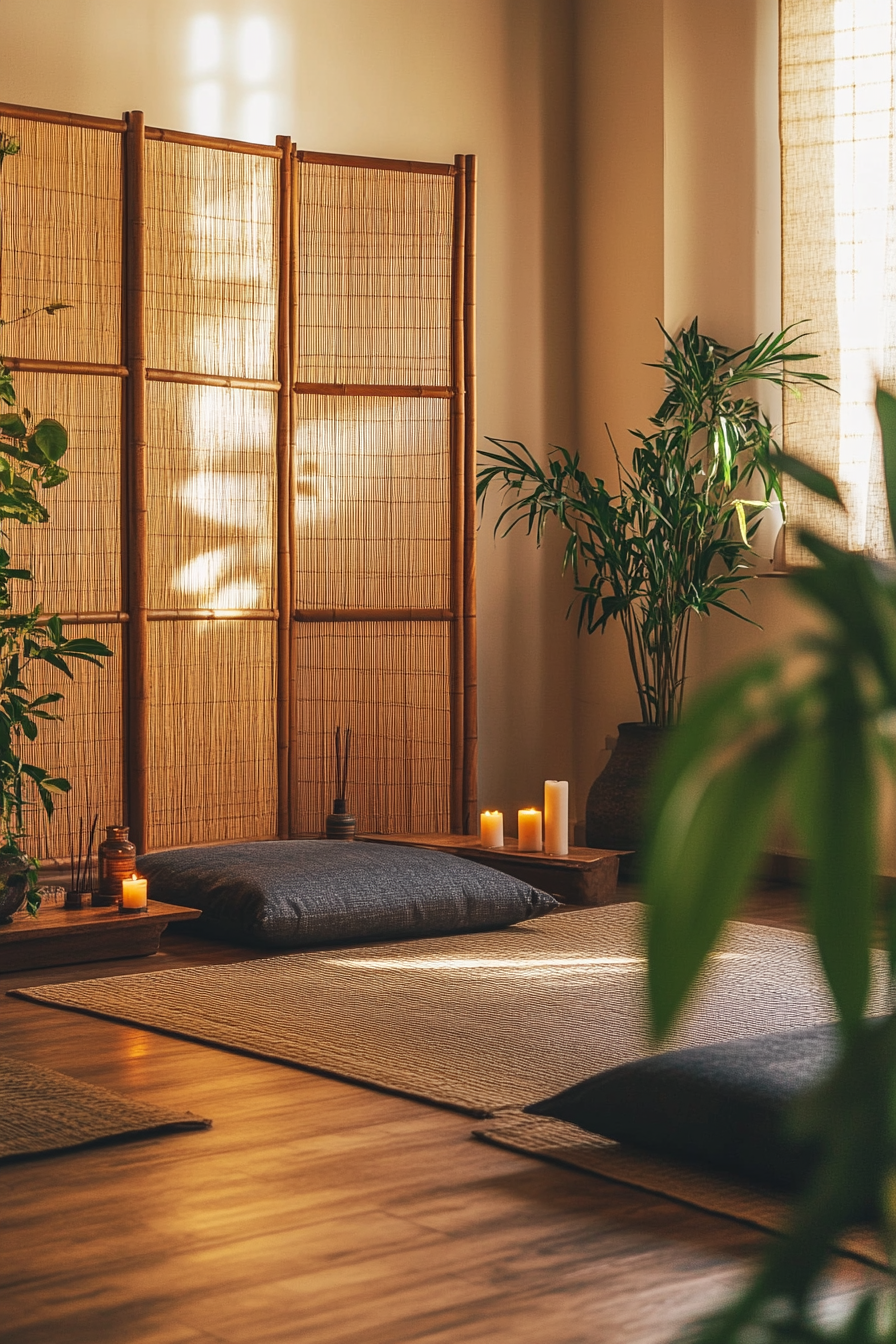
0,367,113,913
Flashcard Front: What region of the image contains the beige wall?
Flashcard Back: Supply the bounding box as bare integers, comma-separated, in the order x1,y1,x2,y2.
572,0,665,814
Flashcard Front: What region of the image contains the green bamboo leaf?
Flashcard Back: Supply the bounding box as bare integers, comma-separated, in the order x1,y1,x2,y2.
770,450,842,504
875,387,896,556
790,670,876,1027
646,721,798,1039
794,534,896,698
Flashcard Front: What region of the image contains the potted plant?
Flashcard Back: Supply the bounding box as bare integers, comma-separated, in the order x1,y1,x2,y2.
477,319,829,852
0,131,112,920
643,392,896,1341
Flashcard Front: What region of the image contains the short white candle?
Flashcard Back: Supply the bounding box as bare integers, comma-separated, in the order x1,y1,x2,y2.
120,874,148,911
544,780,569,855
517,808,543,852
480,810,504,848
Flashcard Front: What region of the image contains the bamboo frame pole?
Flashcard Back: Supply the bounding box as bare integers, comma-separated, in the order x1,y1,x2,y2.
0,101,125,132
288,148,300,836
276,136,293,839
3,358,128,377
124,110,148,855
146,369,279,392
147,609,278,621
144,125,281,158
449,155,467,834
39,613,130,625
294,382,453,398
462,154,478,834
294,608,452,623
39,610,278,623
294,149,454,177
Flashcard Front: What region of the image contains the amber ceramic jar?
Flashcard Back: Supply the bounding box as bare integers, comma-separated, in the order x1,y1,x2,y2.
97,825,137,905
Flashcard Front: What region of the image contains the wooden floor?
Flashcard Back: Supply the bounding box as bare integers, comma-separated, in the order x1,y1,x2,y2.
0,890,883,1344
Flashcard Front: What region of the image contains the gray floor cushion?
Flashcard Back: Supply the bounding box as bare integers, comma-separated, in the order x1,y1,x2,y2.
138,839,557,948
526,1023,858,1193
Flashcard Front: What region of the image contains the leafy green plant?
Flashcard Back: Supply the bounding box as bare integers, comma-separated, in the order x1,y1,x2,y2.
0,132,111,913
644,389,896,1341
477,320,829,725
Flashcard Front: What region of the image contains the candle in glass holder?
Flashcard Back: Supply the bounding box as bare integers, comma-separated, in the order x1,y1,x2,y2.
120,874,148,912
517,808,543,852
544,780,569,855
480,810,504,848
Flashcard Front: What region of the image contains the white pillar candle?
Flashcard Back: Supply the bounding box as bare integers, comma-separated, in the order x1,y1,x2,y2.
517,808,543,852
544,780,569,855
120,874,148,911
480,810,504,848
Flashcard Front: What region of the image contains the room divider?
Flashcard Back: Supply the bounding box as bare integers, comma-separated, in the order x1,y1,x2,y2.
0,102,477,859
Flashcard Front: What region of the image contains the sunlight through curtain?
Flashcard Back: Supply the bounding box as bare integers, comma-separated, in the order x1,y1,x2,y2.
782,0,896,556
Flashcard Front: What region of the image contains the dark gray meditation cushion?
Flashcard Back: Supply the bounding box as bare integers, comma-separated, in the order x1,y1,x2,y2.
137,839,557,948
526,1023,857,1193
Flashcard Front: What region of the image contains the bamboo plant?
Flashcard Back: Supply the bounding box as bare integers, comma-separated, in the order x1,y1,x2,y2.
477,320,829,726
644,389,896,1342
0,131,112,913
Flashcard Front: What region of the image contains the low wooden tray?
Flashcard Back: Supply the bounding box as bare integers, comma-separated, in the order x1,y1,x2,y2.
0,898,201,974
357,834,627,906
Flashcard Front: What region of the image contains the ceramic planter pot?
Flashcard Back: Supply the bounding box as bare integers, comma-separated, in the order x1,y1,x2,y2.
585,723,667,872
0,853,31,923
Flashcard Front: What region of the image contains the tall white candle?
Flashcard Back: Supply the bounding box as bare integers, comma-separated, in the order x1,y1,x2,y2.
544,780,569,855
517,808,543,852
480,810,504,848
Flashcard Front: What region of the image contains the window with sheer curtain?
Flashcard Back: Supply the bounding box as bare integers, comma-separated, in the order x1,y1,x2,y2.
782,0,896,556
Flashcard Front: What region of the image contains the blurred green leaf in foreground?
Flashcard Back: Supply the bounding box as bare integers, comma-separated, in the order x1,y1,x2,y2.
645,388,896,1340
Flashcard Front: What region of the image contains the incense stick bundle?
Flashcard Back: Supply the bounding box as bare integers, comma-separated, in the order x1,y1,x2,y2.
334,726,352,803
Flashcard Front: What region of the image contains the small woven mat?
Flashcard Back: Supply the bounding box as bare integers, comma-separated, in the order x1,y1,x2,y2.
474,1111,887,1270
0,1055,210,1163
12,905,891,1116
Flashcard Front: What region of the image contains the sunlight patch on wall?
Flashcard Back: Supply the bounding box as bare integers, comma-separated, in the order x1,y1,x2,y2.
169,385,275,612
833,0,892,548
184,12,279,144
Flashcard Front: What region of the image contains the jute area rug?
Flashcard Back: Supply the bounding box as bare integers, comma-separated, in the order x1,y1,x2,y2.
12,904,891,1262
12,904,889,1116
0,1055,210,1163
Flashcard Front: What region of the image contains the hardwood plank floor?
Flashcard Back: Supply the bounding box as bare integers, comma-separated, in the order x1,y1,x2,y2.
0,892,883,1344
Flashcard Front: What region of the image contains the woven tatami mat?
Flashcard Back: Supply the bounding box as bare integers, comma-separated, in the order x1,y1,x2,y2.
474,1112,887,1270
0,1055,210,1163
12,904,890,1117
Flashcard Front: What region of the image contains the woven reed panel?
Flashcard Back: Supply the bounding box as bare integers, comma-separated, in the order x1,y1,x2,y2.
295,162,453,386
293,621,451,835
22,623,124,862
294,394,450,609
0,118,122,365
144,140,278,380
146,381,276,610
7,372,121,615
780,2,843,559
146,619,277,850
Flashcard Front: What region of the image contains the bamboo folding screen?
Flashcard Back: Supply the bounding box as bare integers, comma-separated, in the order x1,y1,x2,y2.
0,102,476,857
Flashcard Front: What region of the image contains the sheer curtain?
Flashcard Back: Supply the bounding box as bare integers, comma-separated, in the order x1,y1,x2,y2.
782,0,896,556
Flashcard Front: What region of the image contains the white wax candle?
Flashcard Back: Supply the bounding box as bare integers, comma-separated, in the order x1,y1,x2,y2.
120,874,148,911
480,810,504,848
517,808,543,852
544,780,569,855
